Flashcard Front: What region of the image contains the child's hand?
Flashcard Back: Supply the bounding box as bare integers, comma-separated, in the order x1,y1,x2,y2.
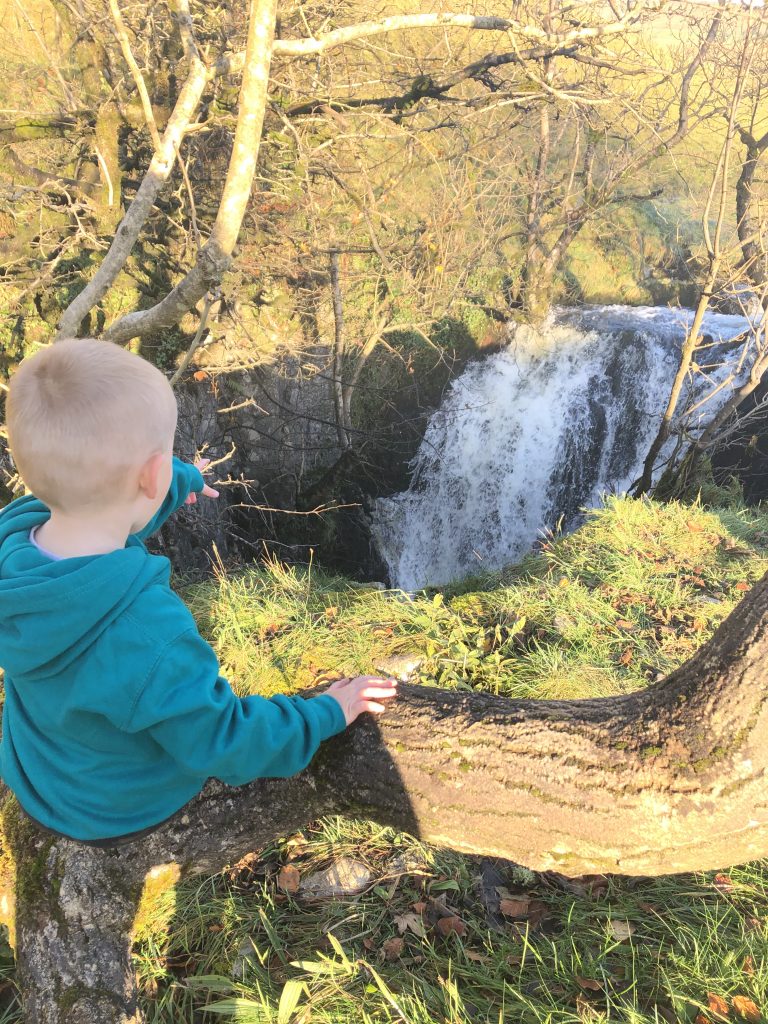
185,457,220,504
324,675,398,726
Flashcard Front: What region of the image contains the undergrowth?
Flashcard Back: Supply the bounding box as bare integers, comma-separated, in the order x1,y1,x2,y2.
11,495,768,1023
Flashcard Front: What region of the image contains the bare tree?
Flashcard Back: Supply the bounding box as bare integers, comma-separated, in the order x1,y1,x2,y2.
635,4,768,496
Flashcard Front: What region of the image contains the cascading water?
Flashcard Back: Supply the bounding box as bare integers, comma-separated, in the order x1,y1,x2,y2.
371,305,753,591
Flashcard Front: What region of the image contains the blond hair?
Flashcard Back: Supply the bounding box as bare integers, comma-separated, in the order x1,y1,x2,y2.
6,338,177,511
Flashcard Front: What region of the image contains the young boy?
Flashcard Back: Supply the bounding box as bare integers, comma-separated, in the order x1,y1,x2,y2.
0,337,397,845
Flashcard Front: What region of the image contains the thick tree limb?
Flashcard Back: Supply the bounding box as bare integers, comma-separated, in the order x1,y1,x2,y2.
54,58,211,340
7,568,768,1022
101,0,278,345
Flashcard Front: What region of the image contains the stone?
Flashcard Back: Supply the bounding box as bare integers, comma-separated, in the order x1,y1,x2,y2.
374,654,424,682
298,857,373,898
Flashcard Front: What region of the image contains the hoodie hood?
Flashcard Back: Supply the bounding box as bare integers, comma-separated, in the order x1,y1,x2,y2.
0,495,169,678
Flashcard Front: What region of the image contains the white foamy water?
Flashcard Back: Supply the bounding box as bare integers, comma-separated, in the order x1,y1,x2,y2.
371,305,753,590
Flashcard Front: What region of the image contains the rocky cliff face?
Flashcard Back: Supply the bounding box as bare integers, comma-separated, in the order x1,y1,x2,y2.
157,334,470,578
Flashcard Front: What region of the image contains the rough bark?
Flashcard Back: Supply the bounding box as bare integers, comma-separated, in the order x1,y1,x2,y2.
100,0,278,346
5,570,768,1022
735,127,768,292
54,57,210,340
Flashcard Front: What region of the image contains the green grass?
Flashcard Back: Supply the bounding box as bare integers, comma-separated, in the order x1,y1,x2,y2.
183,494,768,704
118,494,768,1023
4,494,768,1022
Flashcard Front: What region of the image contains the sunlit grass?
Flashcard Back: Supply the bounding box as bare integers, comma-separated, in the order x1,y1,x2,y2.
118,495,768,1022
4,495,766,1022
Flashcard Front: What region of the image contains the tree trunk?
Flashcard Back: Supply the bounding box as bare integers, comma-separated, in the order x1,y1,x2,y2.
736,129,768,293
6,570,768,1021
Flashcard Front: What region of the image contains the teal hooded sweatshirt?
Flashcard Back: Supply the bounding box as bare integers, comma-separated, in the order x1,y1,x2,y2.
0,459,347,841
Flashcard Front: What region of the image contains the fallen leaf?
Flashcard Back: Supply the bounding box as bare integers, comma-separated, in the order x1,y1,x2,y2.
714,873,734,893
192,370,208,381
735,582,751,592
277,865,300,894
707,993,729,1018
575,976,603,992
619,647,633,665
207,924,223,933
436,916,466,937
411,901,427,914
687,521,705,532
615,619,634,629
500,897,532,918
324,606,338,620
362,937,375,951
732,995,761,1022
743,956,755,976
382,936,404,960
465,950,487,963
638,902,659,914
608,918,635,941
696,1016,712,1024
394,912,427,938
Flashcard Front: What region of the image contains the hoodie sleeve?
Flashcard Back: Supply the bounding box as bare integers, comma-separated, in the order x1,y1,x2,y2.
127,628,348,785
133,457,205,542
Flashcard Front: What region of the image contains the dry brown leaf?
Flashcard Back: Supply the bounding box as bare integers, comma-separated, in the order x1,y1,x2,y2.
732,995,761,1022
615,619,634,629
277,865,300,894
382,937,404,960
207,924,223,933
696,1015,712,1024
619,647,633,665
687,521,705,533
411,901,427,914
465,950,488,963
394,912,427,938
714,874,734,893
735,582,751,592
743,956,755,977
436,916,466,937
575,976,603,992
362,937,375,951
500,897,532,918
707,993,729,1018
608,918,635,941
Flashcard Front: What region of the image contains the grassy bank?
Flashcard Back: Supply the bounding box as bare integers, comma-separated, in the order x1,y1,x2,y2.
119,495,768,1023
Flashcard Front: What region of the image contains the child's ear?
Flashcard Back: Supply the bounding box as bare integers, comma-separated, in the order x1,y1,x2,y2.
137,452,166,501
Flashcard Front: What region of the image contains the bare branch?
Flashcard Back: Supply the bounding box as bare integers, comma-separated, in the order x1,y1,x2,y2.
108,0,162,151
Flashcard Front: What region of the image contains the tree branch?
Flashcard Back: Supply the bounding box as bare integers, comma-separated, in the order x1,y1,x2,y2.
54,57,210,340
101,0,279,345
10,568,768,1022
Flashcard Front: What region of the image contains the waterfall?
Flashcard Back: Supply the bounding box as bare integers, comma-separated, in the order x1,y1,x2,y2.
371,305,753,590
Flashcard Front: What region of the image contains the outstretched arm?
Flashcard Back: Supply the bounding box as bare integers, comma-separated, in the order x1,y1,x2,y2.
133,457,218,541
129,629,351,784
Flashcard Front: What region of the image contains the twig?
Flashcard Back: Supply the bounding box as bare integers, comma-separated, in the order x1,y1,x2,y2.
108,0,162,151
168,294,215,387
